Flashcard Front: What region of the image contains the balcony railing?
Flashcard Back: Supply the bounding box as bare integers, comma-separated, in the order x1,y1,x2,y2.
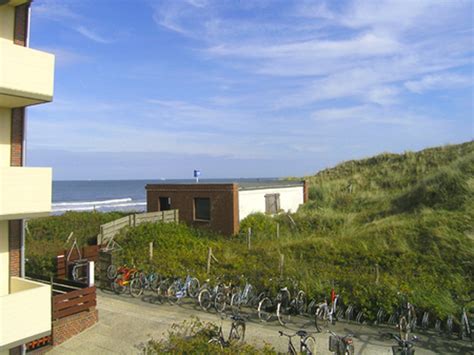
0,277,51,351
0,38,54,108
0,167,52,220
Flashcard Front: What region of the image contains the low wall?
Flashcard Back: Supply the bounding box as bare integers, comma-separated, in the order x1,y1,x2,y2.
52,307,98,346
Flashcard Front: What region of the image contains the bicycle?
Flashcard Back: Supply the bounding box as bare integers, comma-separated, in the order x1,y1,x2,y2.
389,333,417,355
111,267,139,294
257,284,288,323
214,281,239,313
230,281,265,313
315,295,339,331
129,271,161,298
198,280,225,312
460,307,473,340
328,331,354,355
208,314,246,348
279,330,316,354
277,287,307,326
167,275,200,304
396,294,416,341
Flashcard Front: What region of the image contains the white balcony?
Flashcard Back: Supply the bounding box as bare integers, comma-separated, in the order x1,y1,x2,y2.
0,277,51,351
0,167,52,220
0,38,54,108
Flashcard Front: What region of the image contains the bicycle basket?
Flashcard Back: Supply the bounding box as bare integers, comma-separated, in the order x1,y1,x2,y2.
329,335,338,352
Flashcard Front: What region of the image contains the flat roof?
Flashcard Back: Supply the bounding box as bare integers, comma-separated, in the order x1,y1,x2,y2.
146,179,304,191
238,180,304,190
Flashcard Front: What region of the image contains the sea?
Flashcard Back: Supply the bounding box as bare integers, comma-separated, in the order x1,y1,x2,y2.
52,178,278,214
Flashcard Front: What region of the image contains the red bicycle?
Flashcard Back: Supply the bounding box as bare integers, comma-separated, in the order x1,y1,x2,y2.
111,266,139,294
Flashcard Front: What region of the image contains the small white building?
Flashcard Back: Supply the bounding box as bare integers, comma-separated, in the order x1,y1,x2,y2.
238,181,306,220
146,180,308,236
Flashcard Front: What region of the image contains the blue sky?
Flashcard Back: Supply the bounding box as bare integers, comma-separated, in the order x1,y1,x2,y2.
27,0,473,180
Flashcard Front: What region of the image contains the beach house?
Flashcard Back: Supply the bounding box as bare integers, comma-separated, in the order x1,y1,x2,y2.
0,1,55,353
146,181,308,236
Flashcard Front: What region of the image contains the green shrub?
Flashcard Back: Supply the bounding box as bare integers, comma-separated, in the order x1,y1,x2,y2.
145,317,275,354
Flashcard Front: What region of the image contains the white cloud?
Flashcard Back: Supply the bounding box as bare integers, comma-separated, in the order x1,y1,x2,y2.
404,73,471,94
33,0,81,21
75,26,111,44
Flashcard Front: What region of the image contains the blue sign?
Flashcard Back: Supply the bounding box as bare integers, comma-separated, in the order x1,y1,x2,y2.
194,170,201,178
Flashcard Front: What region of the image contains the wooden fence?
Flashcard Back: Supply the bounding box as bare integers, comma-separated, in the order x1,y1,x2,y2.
53,286,96,320
26,274,97,320
97,210,179,245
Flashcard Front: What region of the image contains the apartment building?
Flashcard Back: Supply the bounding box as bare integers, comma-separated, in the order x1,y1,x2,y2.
0,1,55,354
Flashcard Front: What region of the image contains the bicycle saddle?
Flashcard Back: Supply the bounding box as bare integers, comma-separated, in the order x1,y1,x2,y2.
231,314,245,322
296,330,308,337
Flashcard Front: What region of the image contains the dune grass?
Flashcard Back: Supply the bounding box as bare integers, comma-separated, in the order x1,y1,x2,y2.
26,141,474,318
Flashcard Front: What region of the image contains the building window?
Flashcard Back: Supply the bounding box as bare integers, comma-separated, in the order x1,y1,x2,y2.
194,197,211,221
159,197,171,211
265,193,280,214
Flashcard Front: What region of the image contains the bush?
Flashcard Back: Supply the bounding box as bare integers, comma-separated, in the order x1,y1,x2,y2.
144,317,275,354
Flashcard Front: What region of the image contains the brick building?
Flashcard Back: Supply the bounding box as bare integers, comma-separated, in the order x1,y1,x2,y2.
146,181,308,236
0,1,55,353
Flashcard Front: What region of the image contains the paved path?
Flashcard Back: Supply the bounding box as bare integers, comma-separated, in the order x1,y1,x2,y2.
50,291,473,354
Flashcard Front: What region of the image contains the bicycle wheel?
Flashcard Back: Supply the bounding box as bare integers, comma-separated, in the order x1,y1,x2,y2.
112,275,126,294
187,277,200,298
214,292,227,313
345,344,355,355
155,281,168,304
72,265,80,281
229,322,246,343
149,273,161,292
399,316,409,341
168,284,180,304
258,297,273,322
130,278,143,298
301,335,316,354
277,302,291,326
198,289,212,311
231,292,241,314
106,265,117,280
296,291,307,315
315,306,329,329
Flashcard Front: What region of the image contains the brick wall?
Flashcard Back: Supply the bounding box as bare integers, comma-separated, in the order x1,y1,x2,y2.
52,308,99,346
9,346,21,355
14,3,29,46
10,108,24,167
147,184,239,236
8,220,21,277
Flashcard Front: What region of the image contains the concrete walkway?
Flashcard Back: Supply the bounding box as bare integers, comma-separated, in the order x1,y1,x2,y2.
49,291,473,354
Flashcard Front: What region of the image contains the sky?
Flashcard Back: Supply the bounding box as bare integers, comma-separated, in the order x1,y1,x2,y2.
26,0,473,180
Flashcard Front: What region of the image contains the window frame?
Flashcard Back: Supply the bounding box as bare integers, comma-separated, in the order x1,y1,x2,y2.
193,197,211,221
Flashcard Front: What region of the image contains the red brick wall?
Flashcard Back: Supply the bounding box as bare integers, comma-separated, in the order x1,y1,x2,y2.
147,184,239,236
8,220,21,277
52,308,99,346
10,108,24,167
14,3,29,46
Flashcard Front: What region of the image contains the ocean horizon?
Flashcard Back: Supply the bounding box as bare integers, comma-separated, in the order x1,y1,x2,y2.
52,178,280,214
